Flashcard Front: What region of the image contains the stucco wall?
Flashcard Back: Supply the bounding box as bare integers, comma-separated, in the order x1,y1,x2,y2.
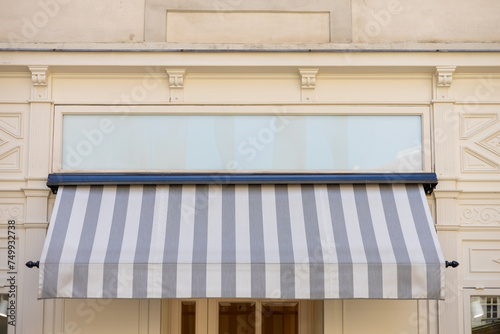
0,0,145,43
352,0,500,43
1,0,500,45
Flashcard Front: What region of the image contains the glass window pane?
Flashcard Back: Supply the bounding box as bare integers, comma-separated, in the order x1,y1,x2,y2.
219,302,255,334
62,114,422,172
181,302,196,334
262,303,298,334
471,296,500,334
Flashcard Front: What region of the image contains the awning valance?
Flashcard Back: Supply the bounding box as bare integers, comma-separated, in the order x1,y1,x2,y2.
39,183,445,300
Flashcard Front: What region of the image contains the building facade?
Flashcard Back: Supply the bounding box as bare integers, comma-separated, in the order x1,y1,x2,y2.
1,1,500,333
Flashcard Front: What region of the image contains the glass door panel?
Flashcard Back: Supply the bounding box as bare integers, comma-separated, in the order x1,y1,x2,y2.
219,302,256,334
262,303,298,334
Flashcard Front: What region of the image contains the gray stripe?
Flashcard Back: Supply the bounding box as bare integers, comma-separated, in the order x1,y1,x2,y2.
249,185,266,298
274,185,295,299
42,186,77,298
406,184,442,299
302,185,325,299
73,186,103,297
353,184,383,299
191,185,209,298
327,184,353,299
221,185,236,298
103,186,130,298
162,185,182,298
379,184,412,298
133,185,156,298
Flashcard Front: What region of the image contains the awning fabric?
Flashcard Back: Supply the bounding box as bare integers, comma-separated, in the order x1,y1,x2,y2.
39,183,445,300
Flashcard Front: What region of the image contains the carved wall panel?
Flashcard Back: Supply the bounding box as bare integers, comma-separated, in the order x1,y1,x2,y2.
461,205,500,226
0,111,24,171
459,108,500,173
0,204,24,224
462,240,500,286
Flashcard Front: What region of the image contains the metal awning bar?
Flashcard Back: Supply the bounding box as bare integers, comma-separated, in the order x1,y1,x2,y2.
47,173,438,194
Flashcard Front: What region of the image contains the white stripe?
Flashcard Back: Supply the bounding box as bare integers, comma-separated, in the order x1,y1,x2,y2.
176,185,196,298
235,185,251,298
58,186,90,298
393,184,427,298
419,187,444,263
262,185,280,298
116,264,134,299
206,185,222,297
147,185,169,298
340,184,368,299
314,184,339,298
288,184,310,299
366,184,398,299
117,185,143,298
87,186,117,298
38,264,45,298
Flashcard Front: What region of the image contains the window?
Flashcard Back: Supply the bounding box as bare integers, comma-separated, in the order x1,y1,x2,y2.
62,115,423,172
486,297,499,320
162,299,320,334
61,114,423,172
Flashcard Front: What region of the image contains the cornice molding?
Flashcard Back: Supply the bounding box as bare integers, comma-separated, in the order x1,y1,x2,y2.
21,188,51,197
433,189,463,199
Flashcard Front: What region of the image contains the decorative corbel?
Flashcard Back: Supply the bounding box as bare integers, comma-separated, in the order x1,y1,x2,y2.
299,68,319,102
435,66,456,100
166,69,186,102
28,66,50,100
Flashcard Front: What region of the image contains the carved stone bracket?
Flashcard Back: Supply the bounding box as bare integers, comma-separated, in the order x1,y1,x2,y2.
435,66,456,100
166,69,186,102
28,66,50,100
436,66,455,87
299,68,319,102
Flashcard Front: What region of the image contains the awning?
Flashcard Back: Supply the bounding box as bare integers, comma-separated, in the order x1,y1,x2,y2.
39,183,445,300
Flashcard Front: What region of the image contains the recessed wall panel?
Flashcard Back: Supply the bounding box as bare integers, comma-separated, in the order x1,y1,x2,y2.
166,11,330,44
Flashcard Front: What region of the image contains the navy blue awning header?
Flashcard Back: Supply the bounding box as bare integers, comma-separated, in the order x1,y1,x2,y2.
47,173,438,195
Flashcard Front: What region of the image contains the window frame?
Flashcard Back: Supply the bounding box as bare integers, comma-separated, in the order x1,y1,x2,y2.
52,104,432,174
464,289,500,334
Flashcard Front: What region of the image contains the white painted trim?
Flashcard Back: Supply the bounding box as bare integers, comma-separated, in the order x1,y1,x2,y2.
53,101,432,106
2,50,500,67
139,299,149,334
149,300,162,334
323,300,343,334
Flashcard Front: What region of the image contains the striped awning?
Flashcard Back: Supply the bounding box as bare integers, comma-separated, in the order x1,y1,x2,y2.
39,183,445,300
